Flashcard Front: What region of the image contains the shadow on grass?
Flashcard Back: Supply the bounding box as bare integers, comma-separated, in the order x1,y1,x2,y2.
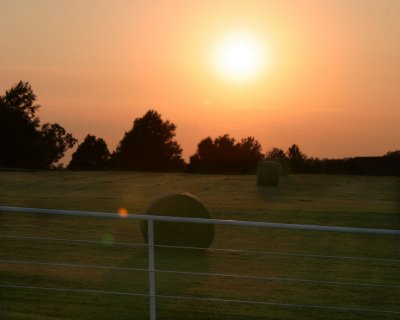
103,245,212,317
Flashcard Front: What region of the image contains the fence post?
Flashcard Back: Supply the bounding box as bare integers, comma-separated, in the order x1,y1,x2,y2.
148,219,156,320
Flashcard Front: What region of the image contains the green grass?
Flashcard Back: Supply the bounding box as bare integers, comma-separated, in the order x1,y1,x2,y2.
0,171,399,319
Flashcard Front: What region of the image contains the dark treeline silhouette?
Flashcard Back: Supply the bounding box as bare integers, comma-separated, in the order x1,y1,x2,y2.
188,135,263,173
266,147,400,176
1,80,398,175
313,155,400,176
68,110,185,171
0,81,77,169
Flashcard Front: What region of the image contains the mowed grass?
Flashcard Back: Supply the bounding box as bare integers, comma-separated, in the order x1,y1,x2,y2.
0,171,399,319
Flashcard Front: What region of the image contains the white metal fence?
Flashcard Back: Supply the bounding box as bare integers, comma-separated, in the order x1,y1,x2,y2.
1,205,400,319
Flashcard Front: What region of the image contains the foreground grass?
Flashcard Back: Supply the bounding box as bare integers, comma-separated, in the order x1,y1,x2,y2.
0,171,399,319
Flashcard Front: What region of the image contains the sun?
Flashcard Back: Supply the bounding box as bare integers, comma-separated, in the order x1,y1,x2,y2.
226,44,255,72
214,33,266,81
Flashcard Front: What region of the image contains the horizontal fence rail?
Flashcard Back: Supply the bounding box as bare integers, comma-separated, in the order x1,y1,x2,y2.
1,205,400,235
1,205,400,320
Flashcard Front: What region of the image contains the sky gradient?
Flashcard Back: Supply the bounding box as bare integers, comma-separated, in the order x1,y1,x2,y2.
1,0,399,163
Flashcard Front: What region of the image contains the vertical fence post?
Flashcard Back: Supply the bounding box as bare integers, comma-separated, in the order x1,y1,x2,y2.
148,219,156,320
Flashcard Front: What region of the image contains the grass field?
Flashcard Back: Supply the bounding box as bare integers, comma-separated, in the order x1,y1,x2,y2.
0,171,399,319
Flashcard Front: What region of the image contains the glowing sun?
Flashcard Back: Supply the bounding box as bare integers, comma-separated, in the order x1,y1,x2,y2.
215,33,265,80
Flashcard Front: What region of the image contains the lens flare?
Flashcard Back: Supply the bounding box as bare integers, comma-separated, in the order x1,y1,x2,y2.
118,207,129,218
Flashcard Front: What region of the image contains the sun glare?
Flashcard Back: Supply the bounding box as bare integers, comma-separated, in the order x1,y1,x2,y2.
215,33,266,81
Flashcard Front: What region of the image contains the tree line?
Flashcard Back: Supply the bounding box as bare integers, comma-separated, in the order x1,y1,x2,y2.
1,81,399,175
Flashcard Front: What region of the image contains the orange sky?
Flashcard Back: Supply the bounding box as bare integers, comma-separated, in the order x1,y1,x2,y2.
1,0,399,163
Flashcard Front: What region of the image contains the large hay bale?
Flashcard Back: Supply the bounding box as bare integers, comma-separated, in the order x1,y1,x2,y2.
140,192,214,248
257,161,281,186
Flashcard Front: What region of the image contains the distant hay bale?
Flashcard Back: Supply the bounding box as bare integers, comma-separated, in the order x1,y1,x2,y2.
271,159,289,176
140,192,214,248
257,161,281,186
279,160,289,176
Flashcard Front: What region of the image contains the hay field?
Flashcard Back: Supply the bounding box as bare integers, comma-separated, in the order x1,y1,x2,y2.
0,171,399,319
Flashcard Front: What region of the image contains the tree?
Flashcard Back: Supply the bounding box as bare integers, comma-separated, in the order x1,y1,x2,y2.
189,134,263,173
1,81,40,124
384,150,400,159
112,110,184,171
265,147,287,160
0,82,39,168
189,134,238,173
213,134,239,172
0,81,77,169
189,137,216,172
286,144,307,173
236,137,263,173
69,134,110,170
265,147,289,175
39,123,77,168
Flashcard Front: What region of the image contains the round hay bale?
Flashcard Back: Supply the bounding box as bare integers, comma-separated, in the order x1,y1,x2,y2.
279,159,290,176
140,192,214,248
257,161,281,186
268,158,289,176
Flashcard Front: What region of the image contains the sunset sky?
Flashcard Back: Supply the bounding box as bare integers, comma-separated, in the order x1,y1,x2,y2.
1,0,399,163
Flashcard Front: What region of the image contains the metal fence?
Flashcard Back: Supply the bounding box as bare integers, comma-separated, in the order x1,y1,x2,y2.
1,205,400,319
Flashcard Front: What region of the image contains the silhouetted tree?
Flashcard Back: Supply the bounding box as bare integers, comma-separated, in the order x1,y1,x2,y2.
189,137,216,172
189,134,237,173
69,134,110,170
286,144,307,173
1,81,40,123
265,147,287,160
214,134,239,172
36,123,77,169
0,81,76,169
384,150,400,159
265,147,290,175
112,110,184,171
189,134,263,173
237,137,263,173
